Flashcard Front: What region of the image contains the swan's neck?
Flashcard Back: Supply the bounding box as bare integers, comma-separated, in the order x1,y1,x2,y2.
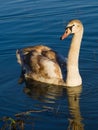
66,29,83,87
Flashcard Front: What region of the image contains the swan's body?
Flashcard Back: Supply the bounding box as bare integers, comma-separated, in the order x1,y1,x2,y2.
16,19,84,87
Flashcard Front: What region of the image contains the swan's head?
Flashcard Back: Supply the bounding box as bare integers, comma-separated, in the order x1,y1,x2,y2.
60,19,83,40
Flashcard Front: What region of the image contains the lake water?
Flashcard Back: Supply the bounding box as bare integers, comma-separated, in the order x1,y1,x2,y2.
0,0,98,129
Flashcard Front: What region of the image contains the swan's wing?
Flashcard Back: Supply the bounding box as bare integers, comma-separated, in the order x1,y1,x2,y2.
39,49,67,80
16,46,67,82
16,48,62,79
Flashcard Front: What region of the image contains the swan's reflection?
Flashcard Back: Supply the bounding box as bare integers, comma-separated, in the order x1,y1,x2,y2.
66,85,84,130
23,80,84,130
24,79,63,103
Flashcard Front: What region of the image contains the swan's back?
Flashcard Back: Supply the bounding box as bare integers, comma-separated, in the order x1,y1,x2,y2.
16,45,66,84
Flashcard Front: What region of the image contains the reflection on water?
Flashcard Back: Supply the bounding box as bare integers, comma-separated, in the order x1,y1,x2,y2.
66,86,84,130
24,80,84,130
24,79,63,103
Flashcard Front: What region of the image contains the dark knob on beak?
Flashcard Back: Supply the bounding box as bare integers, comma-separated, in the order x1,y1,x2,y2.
60,36,63,40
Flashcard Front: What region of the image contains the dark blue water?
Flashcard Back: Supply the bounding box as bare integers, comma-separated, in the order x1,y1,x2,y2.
0,0,98,129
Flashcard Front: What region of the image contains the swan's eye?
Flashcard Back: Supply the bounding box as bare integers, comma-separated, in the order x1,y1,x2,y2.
66,24,75,32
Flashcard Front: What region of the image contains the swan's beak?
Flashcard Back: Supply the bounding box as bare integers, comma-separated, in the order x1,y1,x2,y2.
60,28,71,40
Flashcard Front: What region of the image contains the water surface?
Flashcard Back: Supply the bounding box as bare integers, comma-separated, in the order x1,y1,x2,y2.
0,0,98,129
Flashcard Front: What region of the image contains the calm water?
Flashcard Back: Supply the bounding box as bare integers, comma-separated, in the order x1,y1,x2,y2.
0,0,98,129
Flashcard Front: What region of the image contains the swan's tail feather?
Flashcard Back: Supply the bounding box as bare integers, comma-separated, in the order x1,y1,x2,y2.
16,49,26,65
16,49,30,74
16,49,22,65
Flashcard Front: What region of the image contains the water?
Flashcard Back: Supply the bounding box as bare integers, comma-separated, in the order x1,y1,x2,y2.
0,0,98,129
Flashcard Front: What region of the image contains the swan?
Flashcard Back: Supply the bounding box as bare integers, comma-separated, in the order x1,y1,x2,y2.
16,19,84,87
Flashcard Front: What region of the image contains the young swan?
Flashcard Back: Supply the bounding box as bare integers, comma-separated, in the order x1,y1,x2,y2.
16,19,84,87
